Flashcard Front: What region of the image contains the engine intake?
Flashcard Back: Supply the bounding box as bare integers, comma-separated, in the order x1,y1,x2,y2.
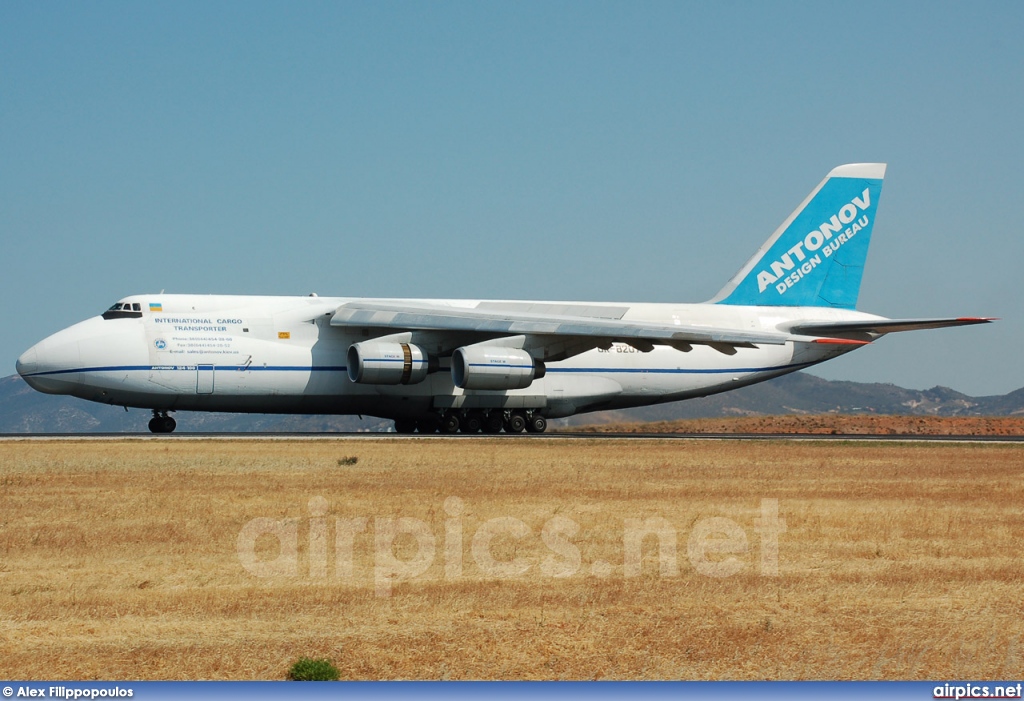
347,342,431,385
451,346,545,391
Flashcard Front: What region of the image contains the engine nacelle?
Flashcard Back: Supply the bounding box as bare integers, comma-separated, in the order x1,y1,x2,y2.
451,346,546,391
347,341,430,385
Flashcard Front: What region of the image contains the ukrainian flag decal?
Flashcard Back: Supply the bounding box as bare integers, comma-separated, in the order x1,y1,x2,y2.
149,303,163,312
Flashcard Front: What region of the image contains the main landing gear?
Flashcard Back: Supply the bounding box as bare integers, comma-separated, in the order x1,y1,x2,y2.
394,410,547,435
148,411,176,434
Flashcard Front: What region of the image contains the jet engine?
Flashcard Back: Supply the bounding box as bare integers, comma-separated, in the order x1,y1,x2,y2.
347,341,431,385
451,346,546,390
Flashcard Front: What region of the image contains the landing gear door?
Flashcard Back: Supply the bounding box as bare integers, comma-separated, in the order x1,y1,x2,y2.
196,365,215,394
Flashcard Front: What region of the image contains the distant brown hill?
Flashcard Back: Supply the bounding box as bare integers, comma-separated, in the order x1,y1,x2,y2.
1,371,1022,433
558,372,1024,427
569,414,1024,436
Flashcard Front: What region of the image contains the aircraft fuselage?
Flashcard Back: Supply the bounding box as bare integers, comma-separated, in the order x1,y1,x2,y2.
16,294,869,421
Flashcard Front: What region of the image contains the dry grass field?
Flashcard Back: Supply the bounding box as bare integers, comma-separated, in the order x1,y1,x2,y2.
570,414,1024,436
0,438,1022,680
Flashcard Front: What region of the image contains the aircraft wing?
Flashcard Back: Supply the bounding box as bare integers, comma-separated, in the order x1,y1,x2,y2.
330,300,857,350
789,317,995,336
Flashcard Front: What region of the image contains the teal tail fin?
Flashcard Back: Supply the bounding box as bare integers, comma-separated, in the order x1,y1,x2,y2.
711,163,886,309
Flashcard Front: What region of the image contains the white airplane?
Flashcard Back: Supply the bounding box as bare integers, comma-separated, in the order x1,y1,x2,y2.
16,164,991,434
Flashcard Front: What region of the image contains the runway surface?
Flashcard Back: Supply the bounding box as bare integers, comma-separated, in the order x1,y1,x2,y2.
2,432,1023,442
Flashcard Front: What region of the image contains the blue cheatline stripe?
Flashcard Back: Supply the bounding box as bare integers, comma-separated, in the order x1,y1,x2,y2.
25,365,153,376
254,366,348,372
547,360,816,374
25,361,813,378
23,365,349,377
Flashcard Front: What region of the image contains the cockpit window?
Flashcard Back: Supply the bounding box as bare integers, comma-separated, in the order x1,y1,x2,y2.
102,301,143,320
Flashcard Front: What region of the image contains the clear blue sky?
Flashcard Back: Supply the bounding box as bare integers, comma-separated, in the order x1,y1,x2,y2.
2,1,1021,396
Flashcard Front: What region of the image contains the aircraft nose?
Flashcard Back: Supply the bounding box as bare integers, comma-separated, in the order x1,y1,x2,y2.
16,336,81,394
16,346,38,378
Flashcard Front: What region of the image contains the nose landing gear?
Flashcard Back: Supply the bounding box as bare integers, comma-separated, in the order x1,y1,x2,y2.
148,411,176,434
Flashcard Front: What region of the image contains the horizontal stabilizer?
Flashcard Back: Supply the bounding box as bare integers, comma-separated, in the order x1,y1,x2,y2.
790,317,995,336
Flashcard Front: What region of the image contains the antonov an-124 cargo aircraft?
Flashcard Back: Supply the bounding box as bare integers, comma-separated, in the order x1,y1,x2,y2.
17,164,992,434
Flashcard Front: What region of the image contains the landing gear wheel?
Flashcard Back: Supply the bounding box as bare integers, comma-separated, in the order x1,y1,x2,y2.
483,412,504,434
148,414,176,434
526,414,548,434
394,419,416,434
440,413,460,434
506,411,527,434
462,411,485,434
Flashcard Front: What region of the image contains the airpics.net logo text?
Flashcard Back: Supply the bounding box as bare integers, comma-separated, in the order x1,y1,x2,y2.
236,497,786,597
756,187,873,296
